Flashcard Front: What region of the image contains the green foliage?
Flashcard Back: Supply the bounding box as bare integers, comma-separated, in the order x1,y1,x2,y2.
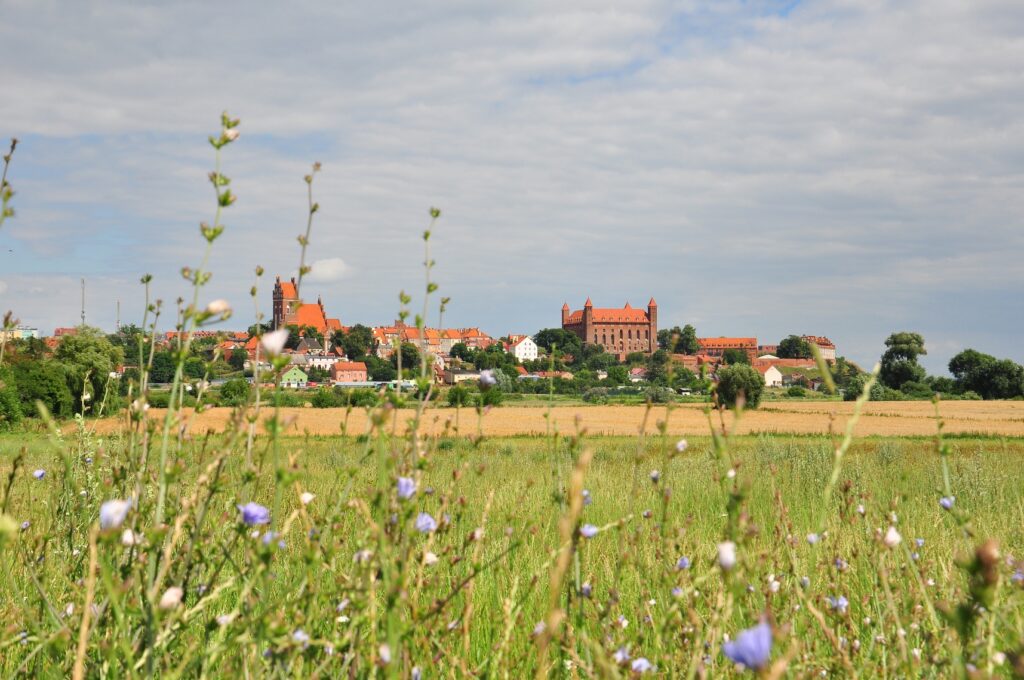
880,331,927,390
336,324,374,359
219,378,250,406
0,365,22,429
658,324,699,354
183,356,206,379
533,328,581,356
715,363,764,408
777,335,813,359
721,348,750,365
228,350,247,371
446,385,471,407
53,326,124,412
150,351,176,383
948,349,1024,399
844,373,889,401
786,385,806,398
390,342,421,371
582,387,609,403
10,359,73,418
643,385,675,403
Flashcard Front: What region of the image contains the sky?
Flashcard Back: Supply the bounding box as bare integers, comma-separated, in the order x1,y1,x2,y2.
1,0,1022,374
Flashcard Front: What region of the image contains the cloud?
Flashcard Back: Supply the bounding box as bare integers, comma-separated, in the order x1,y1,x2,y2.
306,258,351,283
0,0,1022,375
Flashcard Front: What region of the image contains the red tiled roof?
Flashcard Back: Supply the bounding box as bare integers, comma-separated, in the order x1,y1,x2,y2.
332,361,367,371
697,337,757,349
565,304,651,324
279,281,297,298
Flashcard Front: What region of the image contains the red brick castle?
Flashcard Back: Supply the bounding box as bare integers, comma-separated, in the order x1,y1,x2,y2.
561,297,658,359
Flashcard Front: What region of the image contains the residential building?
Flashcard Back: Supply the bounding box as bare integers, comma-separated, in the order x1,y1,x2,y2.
697,337,758,360
757,365,784,388
801,335,837,362
562,297,658,360
443,368,481,385
0,326,39,342
331,361,368,383
281,366,308,388
505,335,538,362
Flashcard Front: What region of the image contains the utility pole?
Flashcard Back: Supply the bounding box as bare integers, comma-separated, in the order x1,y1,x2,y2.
80,278,86,326
116,299,121,331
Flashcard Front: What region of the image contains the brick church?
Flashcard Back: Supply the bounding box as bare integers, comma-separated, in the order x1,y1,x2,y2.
561,297,657,359
272,276,342,338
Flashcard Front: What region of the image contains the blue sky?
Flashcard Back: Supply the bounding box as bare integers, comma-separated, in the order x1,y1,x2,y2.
1,0,1022,374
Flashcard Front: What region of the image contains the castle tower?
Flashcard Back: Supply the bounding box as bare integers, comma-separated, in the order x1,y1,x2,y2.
561,302,570,326
583,297,593,347
272,276,299,330
647,297,658,355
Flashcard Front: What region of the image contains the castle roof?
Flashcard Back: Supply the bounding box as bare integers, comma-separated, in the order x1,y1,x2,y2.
565,302,651,324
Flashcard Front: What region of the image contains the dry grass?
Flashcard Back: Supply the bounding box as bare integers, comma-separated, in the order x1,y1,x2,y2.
90,399,1024,438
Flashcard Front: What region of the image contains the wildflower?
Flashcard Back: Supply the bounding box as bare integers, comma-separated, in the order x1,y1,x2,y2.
412,667,422,680
99,499,132,530
216,614,234,626
580,524,598,539
672,586,683,598
205,299,231,317
397,476,416,500
722,622,772,670
993,652,1006,666
582,489,592,505
479,370,497,387
292,629,310,647
631,658,654,673
415,512,437,533
915,537,925,548
32,469,45,480
299,491,315,505
676,438,689,453
108,371,118,379
613,646,630,664
224,128,240,142
806,533,819,545
423,551,438,566
580,582,592,598
856,504,866,515
939,496,955,510
726,468,737,479
532,621,546,636
912,552,920,561
159,587,183,610
768,575,780,593
378,643,391,664
642,509,653,518
21,520,30,530
828,595,849,613
260,329,289,356
238,502,270,526
800,576,810,589
353,549,373,563
1011,570,1024,583
649,470,660,483
676,556,691,570
82,393,91,402
834,557,848,571
121,529,141,547
617,614,629,629
718,541,737,570
883,526,902,548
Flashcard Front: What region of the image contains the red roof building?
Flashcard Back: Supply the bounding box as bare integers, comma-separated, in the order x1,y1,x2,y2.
562,298,657,360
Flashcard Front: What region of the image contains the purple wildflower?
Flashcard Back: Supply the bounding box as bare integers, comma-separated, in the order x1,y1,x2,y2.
397,476,416,500
613,646,630,664
649,470,660,483
292,629,310,647
99,499,132,530
479,370,497,387
20,520,30,530
676,556,691,570
631,658,654,673
579,524,598,539
915,538,925,548
828,595,849,613
582,489,592,505
940,496,955,510
415,512,437,533
1011,570,1023,584
723,622,772,670
32,469,45,480
238,502,271,526
580,582,592,598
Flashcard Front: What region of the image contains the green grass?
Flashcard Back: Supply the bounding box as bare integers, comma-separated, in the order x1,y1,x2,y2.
1,427,1022,677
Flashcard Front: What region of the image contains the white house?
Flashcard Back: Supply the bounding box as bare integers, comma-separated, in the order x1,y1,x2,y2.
759,365,783,388
506,335,538,363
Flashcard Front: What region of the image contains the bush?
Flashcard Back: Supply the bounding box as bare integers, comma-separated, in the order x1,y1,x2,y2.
582,387,609,404
643,386,675,404
311,387,341,408
0,366,22,430
447,385,471,407
715,364,764,408
219,378,250,406
477,388,503,407
786,386,806,398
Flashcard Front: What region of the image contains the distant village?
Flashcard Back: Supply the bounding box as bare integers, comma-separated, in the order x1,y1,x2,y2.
1,275,838,392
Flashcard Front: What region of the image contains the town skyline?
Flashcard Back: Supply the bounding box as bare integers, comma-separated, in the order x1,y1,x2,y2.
2,2,1022,376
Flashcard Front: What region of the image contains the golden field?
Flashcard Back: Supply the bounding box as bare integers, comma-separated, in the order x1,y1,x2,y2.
90,399,1024,437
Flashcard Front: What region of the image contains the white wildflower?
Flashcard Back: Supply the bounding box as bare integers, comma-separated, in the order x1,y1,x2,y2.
159,586,183,610
718,541,737,570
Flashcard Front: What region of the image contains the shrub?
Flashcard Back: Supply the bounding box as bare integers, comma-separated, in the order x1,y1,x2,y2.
716,364,764,408
310,387,341,408
582,387,609,404
786,385,806,398
447,385,471,407
219,378,250,406
643,386,675,404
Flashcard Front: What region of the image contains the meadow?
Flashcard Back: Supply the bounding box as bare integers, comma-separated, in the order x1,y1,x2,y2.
2,408,1023,677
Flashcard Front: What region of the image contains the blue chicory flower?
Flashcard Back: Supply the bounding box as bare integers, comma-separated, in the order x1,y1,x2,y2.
631,658,654,673
238,502,271,526
397,476,416,500
723,622,772,670
676,556,691,570
582,489,592,505
479,370,497,387
940,496,955,510
828,595,849,613
415,512,438,533
579,524,598,539
100,499,132,530
613,646,630,664
915,537,925,548
32,469,45,480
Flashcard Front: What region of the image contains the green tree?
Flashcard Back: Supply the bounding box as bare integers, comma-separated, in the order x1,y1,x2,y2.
449,343,472,361
949,349,1024,399
721,348,750,365
150,352,176,383
11,359,73,418
533,328,582,356
715,364,764,408
646,350,670,384
366,356,397,382
390,343,420,372
777,335,812,359
228,350,247,371
678,324,699,354
337,324,374,359
219,378,250,406
879,332,927,390
605,365,628,385
183,356,206,379
447,385,471,407
53,326,124,412
0,365,22,429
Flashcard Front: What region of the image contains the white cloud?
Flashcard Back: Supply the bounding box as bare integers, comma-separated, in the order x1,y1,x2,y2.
306,258,351,283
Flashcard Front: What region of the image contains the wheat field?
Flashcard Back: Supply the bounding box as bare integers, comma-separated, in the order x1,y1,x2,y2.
87,400,1024,438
